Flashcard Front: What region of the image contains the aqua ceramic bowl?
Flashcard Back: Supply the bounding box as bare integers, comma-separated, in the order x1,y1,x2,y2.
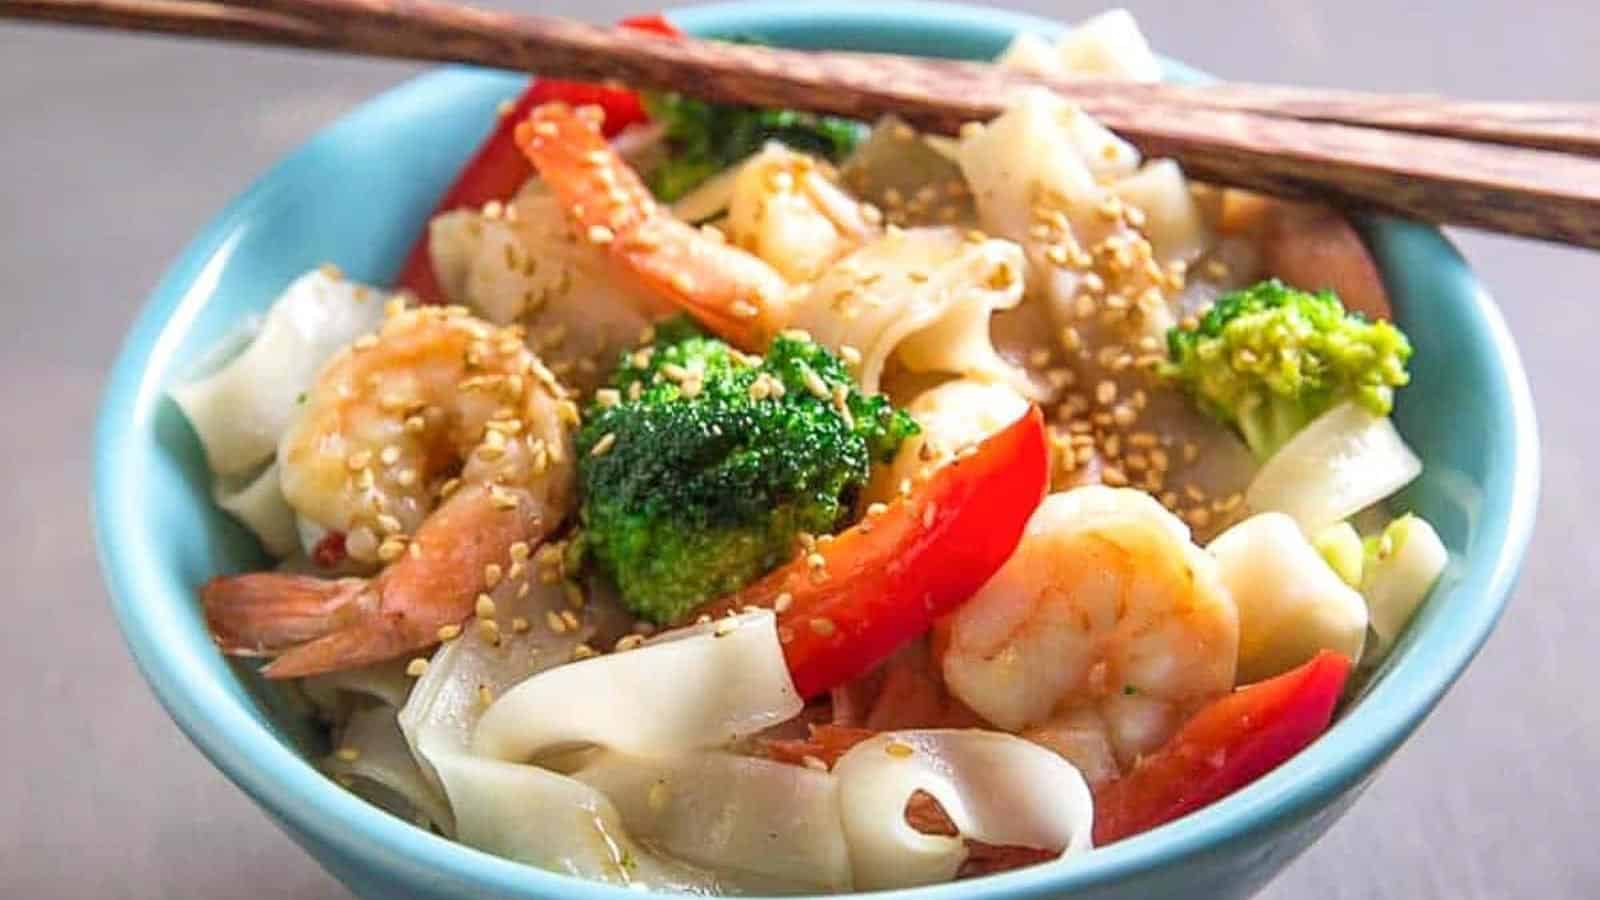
92,2,1539,898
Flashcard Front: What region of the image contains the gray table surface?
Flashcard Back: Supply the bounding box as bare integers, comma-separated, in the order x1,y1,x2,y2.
3,1,1596,897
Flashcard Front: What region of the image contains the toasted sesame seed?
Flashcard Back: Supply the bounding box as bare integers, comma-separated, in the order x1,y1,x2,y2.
405,658,429,677
475,593,497,619
571,643,598,661
867,502,889,517
478,618,501,644
377,538,407,562
437,624,462,642
335,746,361,762
1095,380,1118,406
885,741,914,759
477,684,495,707
774,592,793,614
590,433,616,457
809,617,837,637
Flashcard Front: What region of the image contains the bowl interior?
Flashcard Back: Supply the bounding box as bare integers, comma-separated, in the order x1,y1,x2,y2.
93,2,1538,898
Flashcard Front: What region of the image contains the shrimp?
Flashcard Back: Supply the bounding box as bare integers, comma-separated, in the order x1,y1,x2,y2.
513,103,792,350
933,486,1238,781
202,304,575,678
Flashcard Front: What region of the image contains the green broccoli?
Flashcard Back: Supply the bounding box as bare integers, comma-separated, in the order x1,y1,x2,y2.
642,92,866,201
1163,279,1413,461
575,317,918,623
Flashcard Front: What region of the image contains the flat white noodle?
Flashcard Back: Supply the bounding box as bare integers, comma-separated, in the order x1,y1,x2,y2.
1111,159,1214,267
1055,9,1163,82
959,92,1207,341
171,269,386,475
432,754,718,892
995,9,1161,84
397,577,620,793
324,704,454,833
727,144,875,283
1246,402,1423,533
212,461,299,558
300,656,415,716
788,227,1038,397
1361,515,1448,662
421,611,812,893
832,730,1094,890
574,750,851,892
994,32,1060,76
1208,512,1368,682
473,611,802,762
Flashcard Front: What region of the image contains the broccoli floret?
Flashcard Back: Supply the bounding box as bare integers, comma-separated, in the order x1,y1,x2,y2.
642,92,866,201
1163,279,1413,461
576,317,918,623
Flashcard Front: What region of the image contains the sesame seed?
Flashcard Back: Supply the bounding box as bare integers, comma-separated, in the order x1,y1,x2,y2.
774,592,793,614
800,366,830,401
335,747,361,762
478,619,501,644
806,552,826,570
571,643,598,661
477,684,495,707
614,634,645,652
405,658,429,677
885,741,914,759
437,624,462,642
867,502,889,517
809,617,836,637
489,487,519,510
713,619,738,638
377,538,407,562
590,433,616,457
475,593,497,619
545,610,567,634
1095,380,1118,406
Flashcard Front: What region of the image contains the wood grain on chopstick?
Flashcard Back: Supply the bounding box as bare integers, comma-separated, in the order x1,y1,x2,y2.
11,0,1600,249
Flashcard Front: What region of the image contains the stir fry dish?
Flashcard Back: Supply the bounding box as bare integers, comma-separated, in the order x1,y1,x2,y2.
171,10,1449,893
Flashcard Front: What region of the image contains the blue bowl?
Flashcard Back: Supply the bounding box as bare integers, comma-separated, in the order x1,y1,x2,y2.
92,2,1539,898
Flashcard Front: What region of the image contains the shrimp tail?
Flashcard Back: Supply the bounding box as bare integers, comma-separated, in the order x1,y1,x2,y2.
259,619,420,680
202,573,367,658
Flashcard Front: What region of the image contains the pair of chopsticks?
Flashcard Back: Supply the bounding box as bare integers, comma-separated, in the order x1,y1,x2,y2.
11,0,1600,249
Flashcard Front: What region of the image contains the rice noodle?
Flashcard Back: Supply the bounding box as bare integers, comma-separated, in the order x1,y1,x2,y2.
832,730,1095,890
473,611,802,763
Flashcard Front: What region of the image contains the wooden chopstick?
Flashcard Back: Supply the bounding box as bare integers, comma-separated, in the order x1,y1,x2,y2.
12,0,1600,249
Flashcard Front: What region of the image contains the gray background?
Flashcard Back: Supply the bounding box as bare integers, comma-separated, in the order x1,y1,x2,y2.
2,1,1595,897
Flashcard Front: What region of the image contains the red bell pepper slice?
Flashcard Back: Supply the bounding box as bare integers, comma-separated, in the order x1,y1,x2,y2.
393,14,681,302
1093,650,1353,845
700,407,1050,699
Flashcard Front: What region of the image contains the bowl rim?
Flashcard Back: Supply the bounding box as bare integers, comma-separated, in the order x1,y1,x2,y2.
92,2,1540,898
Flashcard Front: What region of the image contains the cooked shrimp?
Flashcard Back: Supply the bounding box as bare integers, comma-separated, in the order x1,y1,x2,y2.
933,486,1237,778
202,304,575,678
514,103,792,349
